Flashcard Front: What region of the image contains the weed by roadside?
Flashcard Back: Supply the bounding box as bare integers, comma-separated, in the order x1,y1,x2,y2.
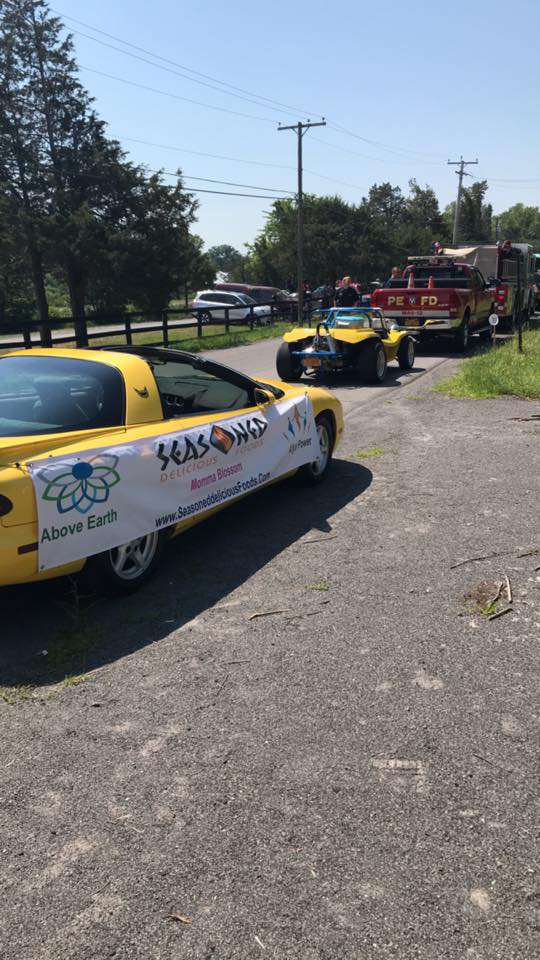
350,447,396,460
436,329,540,400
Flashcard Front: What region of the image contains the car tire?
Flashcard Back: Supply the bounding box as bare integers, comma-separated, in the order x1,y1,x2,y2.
199,311,211,325
276,342,302,381
357,340,387,383
397,335,415,370
454,312,470,352
83,531,165,595
297,414,333,485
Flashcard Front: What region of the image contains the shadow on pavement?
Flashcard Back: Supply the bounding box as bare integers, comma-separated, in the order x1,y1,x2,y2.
1,457,372,685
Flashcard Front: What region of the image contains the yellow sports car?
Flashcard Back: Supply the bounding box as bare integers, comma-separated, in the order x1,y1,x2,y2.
0,346,343,593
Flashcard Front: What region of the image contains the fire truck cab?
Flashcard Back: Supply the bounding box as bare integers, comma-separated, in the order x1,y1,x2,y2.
444,242,535,328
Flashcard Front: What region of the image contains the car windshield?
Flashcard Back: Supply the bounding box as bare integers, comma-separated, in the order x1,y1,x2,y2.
0,355,124,437
236,294,256,305
333,311,373,329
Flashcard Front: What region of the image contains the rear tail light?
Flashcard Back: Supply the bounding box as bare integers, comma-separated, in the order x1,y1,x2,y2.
496,287,507,304
0,495,13,517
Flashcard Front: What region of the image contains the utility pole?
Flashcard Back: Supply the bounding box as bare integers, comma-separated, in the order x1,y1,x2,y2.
278,119,326,324
447,156,478,245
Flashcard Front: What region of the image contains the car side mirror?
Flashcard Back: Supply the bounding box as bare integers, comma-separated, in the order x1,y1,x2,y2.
254,387,273,406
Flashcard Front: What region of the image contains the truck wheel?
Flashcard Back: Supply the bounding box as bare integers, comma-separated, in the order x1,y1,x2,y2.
357,340,387,383
276,342,302,382
454,313,470,352
297,414,333,485
397,336,415,370
84,531,165,595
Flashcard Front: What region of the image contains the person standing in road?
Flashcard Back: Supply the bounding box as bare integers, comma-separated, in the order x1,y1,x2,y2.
335,276,358,308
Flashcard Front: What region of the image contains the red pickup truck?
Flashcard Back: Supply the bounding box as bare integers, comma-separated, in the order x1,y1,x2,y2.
371,257,494,350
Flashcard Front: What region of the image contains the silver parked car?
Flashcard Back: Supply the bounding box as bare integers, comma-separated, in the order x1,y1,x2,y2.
191,291,272,325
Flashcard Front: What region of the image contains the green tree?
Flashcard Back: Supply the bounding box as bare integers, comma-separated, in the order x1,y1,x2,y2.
496,203,540,245
443,181,493,243
207,244,245,280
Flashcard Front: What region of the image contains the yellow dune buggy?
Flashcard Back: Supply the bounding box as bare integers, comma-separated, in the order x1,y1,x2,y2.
276,307,415,384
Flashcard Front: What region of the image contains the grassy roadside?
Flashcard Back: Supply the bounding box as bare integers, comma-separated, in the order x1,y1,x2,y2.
436,329,540,400
0,321,293,358
81,321,292,353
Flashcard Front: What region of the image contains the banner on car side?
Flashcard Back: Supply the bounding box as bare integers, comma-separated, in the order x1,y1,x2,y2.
28,395,320,571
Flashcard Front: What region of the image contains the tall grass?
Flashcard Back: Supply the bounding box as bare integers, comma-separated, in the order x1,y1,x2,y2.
436,329,540,400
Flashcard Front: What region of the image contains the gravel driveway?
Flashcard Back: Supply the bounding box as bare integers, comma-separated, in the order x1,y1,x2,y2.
1,348,539,959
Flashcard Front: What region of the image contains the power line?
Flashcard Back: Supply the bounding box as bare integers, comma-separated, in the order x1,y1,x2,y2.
181,174,292,193
310,134,443,167
79,65,278,124
113,135,296,171
113,134,368,192
57,9,450,163
326,120,448,162
53,7,319,118
70,26,302,121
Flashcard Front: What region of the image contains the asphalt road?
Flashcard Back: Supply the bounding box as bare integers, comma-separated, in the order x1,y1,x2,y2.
203,336,456,420
1,337,539,959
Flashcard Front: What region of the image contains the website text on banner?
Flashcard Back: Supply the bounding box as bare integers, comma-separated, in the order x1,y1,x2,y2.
28,396,320,571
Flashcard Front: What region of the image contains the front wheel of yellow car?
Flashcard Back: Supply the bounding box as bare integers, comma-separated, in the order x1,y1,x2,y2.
357,340,387,383
84,531,165,594
397,335,415,370
276,342,303,382
298,414,333,485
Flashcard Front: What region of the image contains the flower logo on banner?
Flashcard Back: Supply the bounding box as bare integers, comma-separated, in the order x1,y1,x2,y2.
38,454,121,515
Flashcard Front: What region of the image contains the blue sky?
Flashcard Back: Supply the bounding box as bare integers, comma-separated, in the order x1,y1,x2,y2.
55,0,540,251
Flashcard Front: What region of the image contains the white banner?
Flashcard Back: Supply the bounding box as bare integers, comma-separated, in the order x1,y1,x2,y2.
28,395,320,571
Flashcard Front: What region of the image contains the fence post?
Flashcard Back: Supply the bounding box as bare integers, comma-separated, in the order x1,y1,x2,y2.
39,322,52,348
125,314,132,345
74,317,88,349
162,310,169,347
225,307,230,334
197,310,203,338
249,306,254,331
23,326,32,349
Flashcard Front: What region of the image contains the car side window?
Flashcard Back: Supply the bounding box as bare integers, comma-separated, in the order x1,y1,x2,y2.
149,358,254,417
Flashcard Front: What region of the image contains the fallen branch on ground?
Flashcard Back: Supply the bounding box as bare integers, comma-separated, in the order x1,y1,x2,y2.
488,605,513,621
248,610,285,621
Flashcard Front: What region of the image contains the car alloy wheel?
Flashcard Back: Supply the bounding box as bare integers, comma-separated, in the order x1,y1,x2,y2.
298,414,333,485
407,338,414,366
375,346,386,379
109,532,161,581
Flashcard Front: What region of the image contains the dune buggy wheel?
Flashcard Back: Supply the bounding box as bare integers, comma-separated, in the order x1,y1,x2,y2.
298,414,333,486
397,335,415,370
276,342,302,382
84,531,165,595
357,340,387,383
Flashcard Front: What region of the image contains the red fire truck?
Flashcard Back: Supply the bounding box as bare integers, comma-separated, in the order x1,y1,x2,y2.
443,241,535,327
